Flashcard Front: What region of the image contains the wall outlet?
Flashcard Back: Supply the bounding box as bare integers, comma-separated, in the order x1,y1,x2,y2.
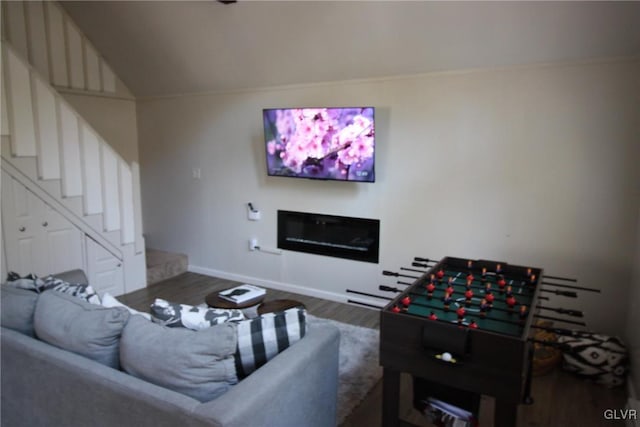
248,210,261,221
249,238,258,251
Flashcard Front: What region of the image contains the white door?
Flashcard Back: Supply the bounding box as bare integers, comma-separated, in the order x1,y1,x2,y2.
85,235,125,296
1,171,85,277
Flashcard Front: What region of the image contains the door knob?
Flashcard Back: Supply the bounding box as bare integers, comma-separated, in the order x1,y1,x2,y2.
19,226,25,232
42,221,48,227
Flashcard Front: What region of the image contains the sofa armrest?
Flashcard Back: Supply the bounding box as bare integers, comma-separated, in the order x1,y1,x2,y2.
193,323,340,427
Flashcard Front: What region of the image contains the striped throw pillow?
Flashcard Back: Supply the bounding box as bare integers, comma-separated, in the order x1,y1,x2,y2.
234,307,307,378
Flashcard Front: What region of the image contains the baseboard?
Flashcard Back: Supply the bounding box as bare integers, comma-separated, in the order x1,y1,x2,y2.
188,264,382,309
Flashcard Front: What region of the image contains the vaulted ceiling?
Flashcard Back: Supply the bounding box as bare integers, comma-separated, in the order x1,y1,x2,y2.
61,1,640,98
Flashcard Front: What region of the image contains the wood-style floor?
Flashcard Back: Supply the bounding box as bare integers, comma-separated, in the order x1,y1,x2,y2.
119,272,627,427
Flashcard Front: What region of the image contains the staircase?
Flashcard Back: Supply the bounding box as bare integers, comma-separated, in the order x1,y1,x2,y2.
146,249,188,286
1,1,145,294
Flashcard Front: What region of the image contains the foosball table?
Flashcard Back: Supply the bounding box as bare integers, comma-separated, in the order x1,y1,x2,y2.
347,256,591,427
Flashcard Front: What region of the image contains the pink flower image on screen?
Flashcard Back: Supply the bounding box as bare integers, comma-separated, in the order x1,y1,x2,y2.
264,107,375,181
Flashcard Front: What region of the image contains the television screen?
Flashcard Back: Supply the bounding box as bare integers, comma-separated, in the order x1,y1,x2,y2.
263,107,375,182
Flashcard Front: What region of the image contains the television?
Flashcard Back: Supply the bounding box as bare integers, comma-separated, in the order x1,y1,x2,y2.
263,107,375,182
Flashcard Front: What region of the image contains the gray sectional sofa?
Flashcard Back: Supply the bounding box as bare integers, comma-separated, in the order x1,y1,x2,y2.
1,270,341,427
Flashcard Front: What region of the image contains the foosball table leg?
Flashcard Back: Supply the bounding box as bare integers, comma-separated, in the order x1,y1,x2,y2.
495,400,518,427
382,368,401,427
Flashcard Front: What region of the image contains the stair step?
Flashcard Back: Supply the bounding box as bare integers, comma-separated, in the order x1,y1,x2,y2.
145,248,188,286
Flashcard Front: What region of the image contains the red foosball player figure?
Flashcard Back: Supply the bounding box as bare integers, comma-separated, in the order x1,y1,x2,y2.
446,284,455,295
469,320,479,329
392,305,401,313
497,276,507,292
426,282,436,298
401,296,411,307
506,295,517,311
465,289,474,305
485,292,495,306
466,272,474,283
456,306,466,324
436,269,445,280
428,311,438,321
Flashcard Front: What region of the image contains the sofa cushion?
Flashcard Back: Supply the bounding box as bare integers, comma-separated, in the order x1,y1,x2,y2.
120,316,238,402
150,298,245,330
34,291,130,369
0,284,40,336
234,307,307,378
102,292,152,321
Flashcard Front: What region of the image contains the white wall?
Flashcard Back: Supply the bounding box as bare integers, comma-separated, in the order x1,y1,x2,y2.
138,58,640,335
626,207,640,397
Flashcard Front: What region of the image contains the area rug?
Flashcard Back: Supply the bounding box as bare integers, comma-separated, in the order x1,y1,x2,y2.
307,314,382,425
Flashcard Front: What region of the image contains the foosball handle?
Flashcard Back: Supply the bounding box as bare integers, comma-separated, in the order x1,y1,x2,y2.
382,270,399,277
555,308,584,317
379,285,401,293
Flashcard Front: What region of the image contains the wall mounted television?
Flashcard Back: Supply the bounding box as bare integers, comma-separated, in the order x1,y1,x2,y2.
263,107,375,182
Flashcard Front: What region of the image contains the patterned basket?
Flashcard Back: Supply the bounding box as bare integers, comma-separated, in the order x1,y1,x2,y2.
532,321,562,376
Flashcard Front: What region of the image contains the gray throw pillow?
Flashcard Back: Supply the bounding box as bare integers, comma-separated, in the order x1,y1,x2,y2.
0,284,40,336
34,291,130,369
120,316,238,402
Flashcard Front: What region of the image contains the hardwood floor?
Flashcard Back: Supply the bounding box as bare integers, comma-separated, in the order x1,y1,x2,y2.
119,272,627,427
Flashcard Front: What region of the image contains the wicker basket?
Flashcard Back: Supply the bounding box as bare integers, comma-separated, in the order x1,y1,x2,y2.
532,321,562,376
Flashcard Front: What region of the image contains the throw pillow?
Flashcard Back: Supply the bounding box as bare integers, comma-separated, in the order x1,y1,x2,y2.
120,316,238,402
5,272,46,292
234,306,307,378
43,276,101,305
558,333,628,387
0,284,40,336
34,291,130,369
102,292,152,321
150,298,245,330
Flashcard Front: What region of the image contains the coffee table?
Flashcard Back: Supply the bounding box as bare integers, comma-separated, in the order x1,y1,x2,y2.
205,291,265,310
258,299,306,315
205,290,304,318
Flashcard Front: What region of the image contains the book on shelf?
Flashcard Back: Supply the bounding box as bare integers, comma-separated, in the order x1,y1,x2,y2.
218,284,266,304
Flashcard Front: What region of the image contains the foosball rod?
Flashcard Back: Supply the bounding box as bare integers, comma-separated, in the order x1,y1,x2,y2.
542,281,601,293
533,314,586,326
347,299,384,309
540,289,578,298
399,289,578,318
536,305,583,317
346,289,392,301
544,275,577,282
407,301,526,327
414,257,438,264
531,324,591,337
382,270,420,279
